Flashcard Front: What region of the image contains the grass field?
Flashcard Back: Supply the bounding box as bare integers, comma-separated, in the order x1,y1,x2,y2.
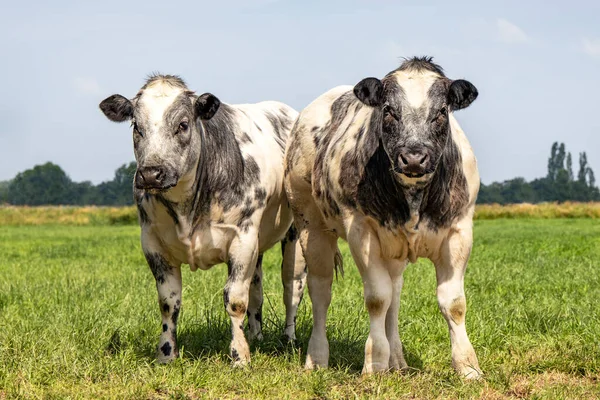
1,202,599,226
1,219,599,399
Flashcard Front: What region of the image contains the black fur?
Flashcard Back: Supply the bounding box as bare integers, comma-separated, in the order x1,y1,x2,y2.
145,253,171,285
354,78,384,107
195,93,221,120
448,80,478,111
190,104,256,221
99,95,133,122
156,194,179,226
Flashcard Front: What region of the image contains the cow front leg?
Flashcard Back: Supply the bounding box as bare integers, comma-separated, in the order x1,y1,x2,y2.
434,222,481,379
347,220,393,373
145,252,182,363
224,233,259,366
281,225,307,342
247,254,264,341
386,263,409,371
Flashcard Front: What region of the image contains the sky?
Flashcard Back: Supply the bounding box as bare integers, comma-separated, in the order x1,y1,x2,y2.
1,0,599,185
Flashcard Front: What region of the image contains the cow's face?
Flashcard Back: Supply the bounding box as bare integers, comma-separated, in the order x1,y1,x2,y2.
99,77,220,192
353,68,477,186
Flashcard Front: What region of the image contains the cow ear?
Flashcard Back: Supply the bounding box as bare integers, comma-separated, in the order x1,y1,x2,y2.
448,80,478,111
354,78,384,107
99,95,133,122
195,93,221,120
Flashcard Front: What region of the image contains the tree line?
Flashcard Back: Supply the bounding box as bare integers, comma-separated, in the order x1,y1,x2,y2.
0,162,137,206
478,142,599,204
0,142,597,206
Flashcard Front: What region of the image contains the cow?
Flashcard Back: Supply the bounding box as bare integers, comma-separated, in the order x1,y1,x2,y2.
284,57,482,378
98,74,307,365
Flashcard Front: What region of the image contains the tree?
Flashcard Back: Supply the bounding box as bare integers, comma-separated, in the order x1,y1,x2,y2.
566,152,573,181
7,162,74,205
0,180,10,204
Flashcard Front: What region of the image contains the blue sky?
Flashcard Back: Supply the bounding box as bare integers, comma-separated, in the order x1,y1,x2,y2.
1,0,599,184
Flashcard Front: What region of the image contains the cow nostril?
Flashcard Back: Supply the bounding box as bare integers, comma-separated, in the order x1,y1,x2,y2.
419,154,428,165
400,154,408,165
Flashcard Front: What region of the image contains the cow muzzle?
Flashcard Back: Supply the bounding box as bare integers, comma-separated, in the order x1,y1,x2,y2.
135,166,178,191
396,147,432,178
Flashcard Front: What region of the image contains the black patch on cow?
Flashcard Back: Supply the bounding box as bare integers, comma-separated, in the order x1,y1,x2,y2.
160,342,172,357
156,195,179,226
162,303,170,313
354,142,411,228
145,253,171,285
251,254,263,285
162,324,168,332
354,78,384,107
135,189,150,224
240,132,252,143
281,222,298,257
448,80,478,111
99,94,133,122
195,93,221,120
254,187,267,207
171,302,180,325
231,348,240,362
190,104,247,218
265,110,290,152
420,138,469,229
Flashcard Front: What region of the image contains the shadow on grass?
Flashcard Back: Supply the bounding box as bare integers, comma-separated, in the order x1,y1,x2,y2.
126,316,424,375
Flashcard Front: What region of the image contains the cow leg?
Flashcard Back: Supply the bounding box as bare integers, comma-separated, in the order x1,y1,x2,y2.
386,263,409,371
224,232,259,366
281,225,307,342
145,252,182,364
434,222,481,379
247,253,264,341
347,220,393,373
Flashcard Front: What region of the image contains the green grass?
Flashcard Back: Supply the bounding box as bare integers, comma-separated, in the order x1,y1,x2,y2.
0,219,599,399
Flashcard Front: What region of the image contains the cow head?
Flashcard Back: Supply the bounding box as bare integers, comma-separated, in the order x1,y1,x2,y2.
353,57,478,186
99,75,220,192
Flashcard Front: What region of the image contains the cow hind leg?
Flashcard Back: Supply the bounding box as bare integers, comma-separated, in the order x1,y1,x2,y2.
281,225,307,342
247,254,264,341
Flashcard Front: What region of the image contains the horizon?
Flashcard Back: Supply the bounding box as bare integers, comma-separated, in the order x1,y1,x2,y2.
1,0,598,185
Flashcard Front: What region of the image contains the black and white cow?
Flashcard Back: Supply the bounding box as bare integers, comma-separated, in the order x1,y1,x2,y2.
284,57,482,378
99,75,306,365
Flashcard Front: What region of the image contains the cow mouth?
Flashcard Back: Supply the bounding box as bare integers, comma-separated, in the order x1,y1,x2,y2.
402,172,425,178
135,181,178,192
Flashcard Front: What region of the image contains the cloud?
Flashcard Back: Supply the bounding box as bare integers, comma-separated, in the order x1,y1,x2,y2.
496,18,530,44
582,37,600,57
72,77,101,95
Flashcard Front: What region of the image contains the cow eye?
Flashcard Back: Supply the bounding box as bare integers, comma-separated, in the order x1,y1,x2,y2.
383,104,399,121
178,121,189,133
133,122,143,137
439,106,448,117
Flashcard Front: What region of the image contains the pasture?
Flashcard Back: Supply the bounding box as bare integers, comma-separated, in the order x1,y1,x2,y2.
0,217,599,399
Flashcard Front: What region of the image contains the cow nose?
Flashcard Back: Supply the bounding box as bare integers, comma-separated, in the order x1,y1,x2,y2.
398,149,429,175
136,166,165,188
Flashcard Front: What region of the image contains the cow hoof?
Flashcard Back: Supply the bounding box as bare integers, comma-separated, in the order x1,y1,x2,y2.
460,367,483,380
305,355,328,370
362,362,390,374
